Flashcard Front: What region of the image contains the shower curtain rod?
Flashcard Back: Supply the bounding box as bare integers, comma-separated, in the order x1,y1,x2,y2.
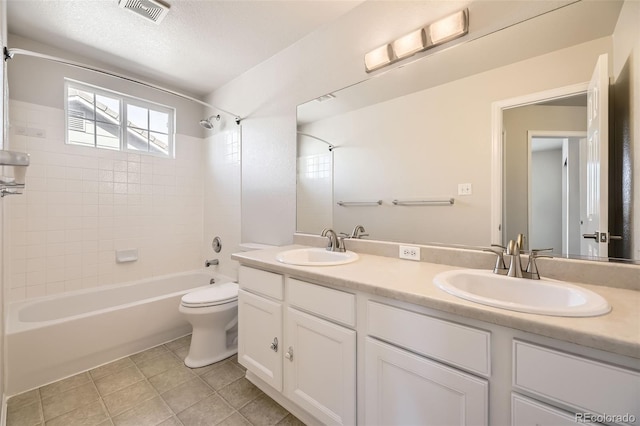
296,132,336,152
4,47,242,125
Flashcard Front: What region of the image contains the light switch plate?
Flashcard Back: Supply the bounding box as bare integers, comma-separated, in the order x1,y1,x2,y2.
458,183,472,195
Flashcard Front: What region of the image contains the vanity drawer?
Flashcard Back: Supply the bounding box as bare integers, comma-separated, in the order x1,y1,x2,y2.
511,393,599,425
513,340,640,422
287,278,356,327
238,266,284,300
367,301,491,376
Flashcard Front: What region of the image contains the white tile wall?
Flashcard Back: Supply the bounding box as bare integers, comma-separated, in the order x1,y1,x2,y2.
5,100,205,302
202,127,242,281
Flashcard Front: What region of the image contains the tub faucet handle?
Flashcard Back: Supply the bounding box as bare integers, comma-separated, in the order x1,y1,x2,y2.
205,259,219,267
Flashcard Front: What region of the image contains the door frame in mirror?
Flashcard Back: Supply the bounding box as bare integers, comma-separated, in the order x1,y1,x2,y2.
491,82,590,247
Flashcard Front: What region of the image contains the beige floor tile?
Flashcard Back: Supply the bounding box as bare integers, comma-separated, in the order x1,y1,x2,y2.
228,355,247,372
164,335,192,353
130,345,169,365
136,352,182,378
188,362,216,376
7,389,40,410
216,412,252,426
40,372,92,400
158,416,183,426
176,394,234,426
160,377,214,414
90,357,135,381
94,365,145,397
275,414,306,426
218,378,263,409
41,382,100,421
149,365,196,394
102,380,158,417
7,400,43,426
112,396,173,426
239,394,288,426
201,362,245,391
45,400,109,426
172,345,190,361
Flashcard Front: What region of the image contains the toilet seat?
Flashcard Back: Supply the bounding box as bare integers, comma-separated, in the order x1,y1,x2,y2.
181,282,239,308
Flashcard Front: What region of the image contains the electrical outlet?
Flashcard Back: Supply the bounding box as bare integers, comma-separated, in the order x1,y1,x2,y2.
458,183,472,195
399,245,420,261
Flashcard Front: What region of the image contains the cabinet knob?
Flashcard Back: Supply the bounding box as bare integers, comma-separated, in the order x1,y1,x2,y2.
285,346,294,361
270,337,278,352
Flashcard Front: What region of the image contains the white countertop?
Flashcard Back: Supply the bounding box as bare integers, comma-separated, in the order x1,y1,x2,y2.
232,245,640,360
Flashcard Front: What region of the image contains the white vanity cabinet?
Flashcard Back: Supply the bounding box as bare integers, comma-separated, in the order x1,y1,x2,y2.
512,340,640,426
365,301,490,426
237,266,284,391
237,263,639,426
238,267,356,425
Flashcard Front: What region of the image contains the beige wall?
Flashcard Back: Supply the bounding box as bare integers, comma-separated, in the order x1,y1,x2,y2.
7,35,206,139
503,105,588,247
298,40,603,247
207,1,623,248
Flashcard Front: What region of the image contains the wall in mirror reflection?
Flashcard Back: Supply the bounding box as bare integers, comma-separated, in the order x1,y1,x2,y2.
297,37,610,248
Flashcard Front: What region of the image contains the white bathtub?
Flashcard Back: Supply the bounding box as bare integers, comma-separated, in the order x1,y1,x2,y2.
6,269,232,395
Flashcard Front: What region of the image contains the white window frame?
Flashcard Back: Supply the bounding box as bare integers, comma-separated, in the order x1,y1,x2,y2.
64,79,176,158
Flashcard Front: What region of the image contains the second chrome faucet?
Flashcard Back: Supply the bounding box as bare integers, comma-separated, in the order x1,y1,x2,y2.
485,234,551,280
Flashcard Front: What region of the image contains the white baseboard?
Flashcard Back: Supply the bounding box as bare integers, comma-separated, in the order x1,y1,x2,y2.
1,393,8,426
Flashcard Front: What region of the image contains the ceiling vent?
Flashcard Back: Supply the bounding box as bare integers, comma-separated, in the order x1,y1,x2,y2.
118,0,170,24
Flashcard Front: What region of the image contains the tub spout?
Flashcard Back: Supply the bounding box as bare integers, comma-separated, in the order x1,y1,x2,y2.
205,259,219,267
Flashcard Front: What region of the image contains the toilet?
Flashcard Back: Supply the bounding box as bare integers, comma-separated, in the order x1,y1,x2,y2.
179,242,274,368
179,281,239,368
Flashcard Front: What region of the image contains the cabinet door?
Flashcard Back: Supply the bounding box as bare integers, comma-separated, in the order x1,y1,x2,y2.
285,307,356,426
238,289,283,391
365,337,488,426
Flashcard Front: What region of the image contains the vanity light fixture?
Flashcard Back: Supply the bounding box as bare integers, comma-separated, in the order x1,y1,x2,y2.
392,28,427,60
364,8,468,73
428,9,469,46
364,43,394,72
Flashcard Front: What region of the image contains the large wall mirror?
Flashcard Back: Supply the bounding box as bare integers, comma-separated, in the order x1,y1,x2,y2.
296,0,638,262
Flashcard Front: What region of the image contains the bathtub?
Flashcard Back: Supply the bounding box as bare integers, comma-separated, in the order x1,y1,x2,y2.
6,269,233,395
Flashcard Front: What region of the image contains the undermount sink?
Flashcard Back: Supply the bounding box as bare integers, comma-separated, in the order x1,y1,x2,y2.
433,269,610,317
276,248,359,266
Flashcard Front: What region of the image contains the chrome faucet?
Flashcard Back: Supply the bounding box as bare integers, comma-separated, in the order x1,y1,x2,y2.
483,244,507,274
349,225,369,239
525,248,552,280
506,239,523,278
321,228,346,252
485,234,551,280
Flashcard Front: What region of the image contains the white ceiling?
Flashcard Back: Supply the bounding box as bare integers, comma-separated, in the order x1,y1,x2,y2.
6,0,364,98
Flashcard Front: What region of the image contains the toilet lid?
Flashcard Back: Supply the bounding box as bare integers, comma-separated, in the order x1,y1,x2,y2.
181,282,239,307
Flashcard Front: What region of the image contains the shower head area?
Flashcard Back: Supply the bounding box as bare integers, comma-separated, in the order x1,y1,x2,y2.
200,114,221,130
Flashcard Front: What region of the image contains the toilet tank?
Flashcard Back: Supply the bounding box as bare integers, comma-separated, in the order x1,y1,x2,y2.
237,243,276,252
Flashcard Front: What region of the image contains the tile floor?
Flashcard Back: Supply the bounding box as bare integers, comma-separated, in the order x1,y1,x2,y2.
6,335,305,426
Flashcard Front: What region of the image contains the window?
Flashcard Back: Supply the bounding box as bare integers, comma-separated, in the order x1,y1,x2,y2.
65,80,175,157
